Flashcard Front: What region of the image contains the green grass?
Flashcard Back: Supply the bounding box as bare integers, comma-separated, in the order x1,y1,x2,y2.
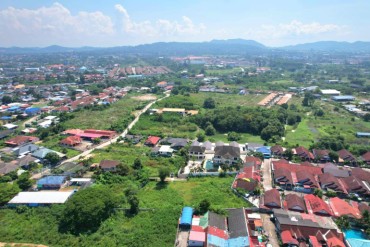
0,177,249,247
91,143,185,176
205,67,243,75
209,132,263,144
130,113,199,139
63,95,147,130
284,118,316,147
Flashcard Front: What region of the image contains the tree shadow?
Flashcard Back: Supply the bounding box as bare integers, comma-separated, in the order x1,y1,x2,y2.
155,181,168,190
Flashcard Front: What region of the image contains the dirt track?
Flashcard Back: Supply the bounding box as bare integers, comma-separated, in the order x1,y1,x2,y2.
131,94,157,101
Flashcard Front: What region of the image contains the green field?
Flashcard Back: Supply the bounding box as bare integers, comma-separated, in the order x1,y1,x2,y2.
91,143,185,176
0,177,249,247
63,96,148,130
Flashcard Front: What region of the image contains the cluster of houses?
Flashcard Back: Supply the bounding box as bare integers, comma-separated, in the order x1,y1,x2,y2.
0,134,66,176
107,65,171,80
176,207,265,247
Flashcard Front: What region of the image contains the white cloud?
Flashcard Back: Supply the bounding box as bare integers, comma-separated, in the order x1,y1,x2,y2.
262,20,343,37
114,4,205,37
0,3,115,46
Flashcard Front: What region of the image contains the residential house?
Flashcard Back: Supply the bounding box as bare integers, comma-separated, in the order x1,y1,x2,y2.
273,209,344,246
312,149,331,163
318,173,348,194
361,151,370,165
256,146,271,159
329,197,361,219
124,134,142,144
213,142,240,165
60,136,82,147
271,145,285,158
5,135,39,147
304,194,332,216
188,141,205,160
32,148,65,161
341,176,370,196
99,160,120,172
37,176,66,190
161,137,189,150
144,136,161,146
227,208,250,247
17,154,39,169
337,149,357,165
0,161,18,175
261,188,281,209
0,129,15,139
13,143,39,157
293,146,314,161
284,194,306,213
158,145,174,157
233,166,260,193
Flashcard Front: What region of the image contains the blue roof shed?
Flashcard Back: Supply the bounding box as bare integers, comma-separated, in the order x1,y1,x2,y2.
25,107,41,116
256,146,271,158
37,176,66,187
180,207,193,227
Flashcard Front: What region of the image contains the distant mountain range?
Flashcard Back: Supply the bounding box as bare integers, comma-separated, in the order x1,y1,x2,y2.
1,39,370,55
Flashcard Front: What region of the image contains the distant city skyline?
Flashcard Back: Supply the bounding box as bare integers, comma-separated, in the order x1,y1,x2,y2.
0,0,369,47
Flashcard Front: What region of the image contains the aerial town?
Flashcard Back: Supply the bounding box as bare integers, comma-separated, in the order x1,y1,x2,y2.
1,1,370,247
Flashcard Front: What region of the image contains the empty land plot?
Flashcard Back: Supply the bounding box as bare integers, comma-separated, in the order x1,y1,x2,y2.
63,96,146,130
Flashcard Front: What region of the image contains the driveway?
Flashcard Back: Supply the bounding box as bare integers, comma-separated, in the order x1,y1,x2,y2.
261,213,279,247
262,158,272,190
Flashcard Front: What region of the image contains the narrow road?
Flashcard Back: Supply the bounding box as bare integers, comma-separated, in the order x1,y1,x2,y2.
262,158,272,191
61,92,170,164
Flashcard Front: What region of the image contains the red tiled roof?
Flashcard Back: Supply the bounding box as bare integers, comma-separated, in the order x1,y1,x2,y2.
329,197,361,219
351,167,370,183
275,167,294,184
341,176,369,194
245,156,262,165
5,135,39,146
263,189,281,208
281,230,299,245
358,202,370,214
60,136,82,146
327,236,345,247
294,146,314,160
271,145,284,154
304,194,332,216
362,151,370,162
273,160,323,175
296,170,320,188
145,136,161,145
191,225,205,232
309,236,321,247
337,149,355,161
207,226,228,240
319,173,347,193
285,194,306,212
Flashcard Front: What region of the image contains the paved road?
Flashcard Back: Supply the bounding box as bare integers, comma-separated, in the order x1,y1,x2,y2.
261,213,279,247
61,93,170,164
262,158,272,190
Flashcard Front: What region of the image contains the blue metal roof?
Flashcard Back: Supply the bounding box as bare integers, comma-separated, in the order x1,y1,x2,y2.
207,234,228,247
179,207,193,225
256,146,271,155
37,176,66,185
228,237,250,247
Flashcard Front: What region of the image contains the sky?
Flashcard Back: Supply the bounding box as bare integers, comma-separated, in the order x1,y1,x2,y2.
0,0,369,47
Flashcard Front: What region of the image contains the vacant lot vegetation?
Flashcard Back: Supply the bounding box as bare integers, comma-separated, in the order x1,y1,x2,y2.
63,96,147,130
0,177,248,247
91,143,186,176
